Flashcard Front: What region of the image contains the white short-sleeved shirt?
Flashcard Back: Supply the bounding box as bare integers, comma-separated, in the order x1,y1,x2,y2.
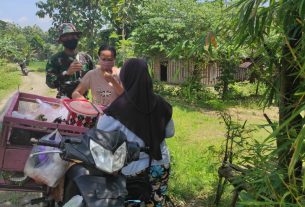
96,115,174,176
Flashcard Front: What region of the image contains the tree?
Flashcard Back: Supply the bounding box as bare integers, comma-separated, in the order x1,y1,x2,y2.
233,0,305,203
0,21,53,62
22,26,51,60
214,47,239,100
36,0,105,57
131,0,212,58
129,0,246,101
101,0,143,40
0,22,27,61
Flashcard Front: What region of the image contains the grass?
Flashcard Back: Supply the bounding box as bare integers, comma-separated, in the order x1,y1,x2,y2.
0,63,21,100
167,105,222,206
166,99,275,206
28,60,46,73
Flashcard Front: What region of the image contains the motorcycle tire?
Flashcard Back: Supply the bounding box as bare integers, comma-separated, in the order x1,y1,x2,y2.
21,67,29,76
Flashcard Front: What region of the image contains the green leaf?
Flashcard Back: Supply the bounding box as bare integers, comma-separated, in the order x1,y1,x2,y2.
299,0,305,20
288,127,305,178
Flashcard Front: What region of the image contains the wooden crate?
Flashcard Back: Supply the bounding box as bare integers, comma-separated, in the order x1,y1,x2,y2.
0,92,88,172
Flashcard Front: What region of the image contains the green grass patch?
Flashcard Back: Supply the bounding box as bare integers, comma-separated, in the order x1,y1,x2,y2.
166,100,273,206
28,60,46,73
167,103,225,205
0,63,21,100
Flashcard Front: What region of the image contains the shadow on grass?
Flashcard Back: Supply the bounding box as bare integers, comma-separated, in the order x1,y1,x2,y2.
169,179,235,207
28,68,45,73
165,96,227,113
28,61,46,73
168,95,274,113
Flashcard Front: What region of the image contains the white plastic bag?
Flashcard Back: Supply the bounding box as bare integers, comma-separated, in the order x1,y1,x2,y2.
63,195,83,207
24,129,68,187
12,111,35,120
35,99,68,122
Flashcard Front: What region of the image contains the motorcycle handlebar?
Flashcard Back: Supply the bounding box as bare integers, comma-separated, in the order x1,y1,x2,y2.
30,137,82,148
30,138,60,148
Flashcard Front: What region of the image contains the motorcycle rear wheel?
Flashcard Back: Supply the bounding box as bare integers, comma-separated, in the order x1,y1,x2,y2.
21,67,29,76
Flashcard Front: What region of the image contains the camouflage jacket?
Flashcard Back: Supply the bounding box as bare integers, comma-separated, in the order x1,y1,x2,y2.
46,51,94,98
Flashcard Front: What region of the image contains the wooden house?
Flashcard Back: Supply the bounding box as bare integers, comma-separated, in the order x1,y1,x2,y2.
150,57,252,86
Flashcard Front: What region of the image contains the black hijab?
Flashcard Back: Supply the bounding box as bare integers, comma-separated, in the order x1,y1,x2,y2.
104,58,172,160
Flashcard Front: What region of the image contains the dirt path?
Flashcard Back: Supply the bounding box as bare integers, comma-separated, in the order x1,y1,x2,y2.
18,72,56,97
0,72,56,111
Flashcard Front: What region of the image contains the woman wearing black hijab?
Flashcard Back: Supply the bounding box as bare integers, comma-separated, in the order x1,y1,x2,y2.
97,58,174,206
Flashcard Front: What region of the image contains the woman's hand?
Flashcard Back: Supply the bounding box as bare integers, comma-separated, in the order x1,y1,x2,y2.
104,72,116,83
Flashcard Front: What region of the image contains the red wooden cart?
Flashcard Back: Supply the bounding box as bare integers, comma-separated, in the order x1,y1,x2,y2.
0,92,88,193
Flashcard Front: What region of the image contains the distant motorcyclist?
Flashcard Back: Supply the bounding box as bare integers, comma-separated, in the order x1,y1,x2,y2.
19,58,29,76
45,23,93,98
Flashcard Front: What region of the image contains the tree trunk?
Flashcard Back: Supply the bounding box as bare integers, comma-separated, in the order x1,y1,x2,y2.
255,80,260,96
222,80,228,100
277,9,303,183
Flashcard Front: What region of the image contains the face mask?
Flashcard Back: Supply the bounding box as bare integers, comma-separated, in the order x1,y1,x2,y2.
62,39,78,50
100,60,115,73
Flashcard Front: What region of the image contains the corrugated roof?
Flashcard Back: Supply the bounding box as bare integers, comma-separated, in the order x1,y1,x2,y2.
239,61,252,69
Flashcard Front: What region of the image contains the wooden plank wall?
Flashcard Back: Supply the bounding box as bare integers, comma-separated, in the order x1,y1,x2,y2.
151,57,250,85
202,62,220,85
166,59,193,83
234,68,248,82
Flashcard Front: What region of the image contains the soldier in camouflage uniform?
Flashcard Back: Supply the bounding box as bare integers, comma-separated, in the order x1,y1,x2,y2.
46,23,94,98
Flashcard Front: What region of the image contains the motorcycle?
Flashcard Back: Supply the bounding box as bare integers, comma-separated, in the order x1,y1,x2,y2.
19,59,29,76
28,128,148,207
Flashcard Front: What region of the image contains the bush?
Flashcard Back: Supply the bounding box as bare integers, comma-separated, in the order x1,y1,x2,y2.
216,81,269,108
178,76,219,102
202,99,226,110
0,58,7,66
29,60,47,72
154,81,180,97
229,81,267,98
154,80,267,110
154,80,219,107
215,112,305,206
0,63,21,99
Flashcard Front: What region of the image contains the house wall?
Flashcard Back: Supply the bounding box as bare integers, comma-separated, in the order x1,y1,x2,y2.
167,59,194,83
151,57,250,85
234,67,248,82
202,62,220,85
151,56,161,80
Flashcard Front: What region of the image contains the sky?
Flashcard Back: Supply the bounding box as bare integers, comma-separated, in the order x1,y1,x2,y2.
0,0,52,31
